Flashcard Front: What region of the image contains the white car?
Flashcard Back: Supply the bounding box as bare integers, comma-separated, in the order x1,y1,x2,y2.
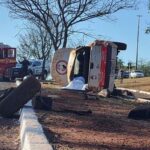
28,59,50,78
130,70,144,78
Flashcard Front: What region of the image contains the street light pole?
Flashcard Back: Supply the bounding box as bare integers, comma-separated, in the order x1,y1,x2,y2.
136,15,141,70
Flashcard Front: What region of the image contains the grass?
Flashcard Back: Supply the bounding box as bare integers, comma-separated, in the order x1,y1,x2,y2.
115,77,150,92
42,77,150,92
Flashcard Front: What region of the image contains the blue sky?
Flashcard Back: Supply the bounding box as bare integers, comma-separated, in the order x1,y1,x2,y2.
0,1,150,65
0,6,23,47
75,0,150,65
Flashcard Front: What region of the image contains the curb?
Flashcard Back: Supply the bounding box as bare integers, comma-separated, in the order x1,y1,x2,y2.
20,101,53,150
117,87,150,103
117,87,150,95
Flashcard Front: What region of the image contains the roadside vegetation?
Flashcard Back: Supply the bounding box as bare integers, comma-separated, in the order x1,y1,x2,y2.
115,77,150,92
117,58,150,77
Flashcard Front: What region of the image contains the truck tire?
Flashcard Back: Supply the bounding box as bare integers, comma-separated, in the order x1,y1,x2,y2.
32,96,53,111
0,88,15,101
9,76,15,81
0,76,41,117
43,70,48,80
28,69,33,75
128,105,150,120
113,42,127,50
2,76,9,81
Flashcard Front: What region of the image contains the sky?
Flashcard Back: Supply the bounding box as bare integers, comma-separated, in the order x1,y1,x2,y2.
0,6,23,47
0,1,150,65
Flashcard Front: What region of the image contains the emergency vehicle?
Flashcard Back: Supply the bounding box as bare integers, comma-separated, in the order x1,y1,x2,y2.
0,43,16,79
51,40,126,93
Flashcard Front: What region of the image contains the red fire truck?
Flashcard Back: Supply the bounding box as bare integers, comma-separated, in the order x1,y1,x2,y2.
0,43,16,79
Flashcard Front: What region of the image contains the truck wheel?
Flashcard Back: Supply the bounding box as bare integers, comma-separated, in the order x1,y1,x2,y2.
28,69,33,75
2,76,9,81
40,71,48,80
9,76,15,81
0,76,41,117
43,71,48,80
32,96,53,110
0,88,15,101
113,42,127,50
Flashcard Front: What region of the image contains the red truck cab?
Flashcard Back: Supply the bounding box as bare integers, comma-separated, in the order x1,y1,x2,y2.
0,43,16,79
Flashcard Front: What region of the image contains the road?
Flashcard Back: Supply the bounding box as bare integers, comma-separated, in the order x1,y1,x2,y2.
0,78,16,90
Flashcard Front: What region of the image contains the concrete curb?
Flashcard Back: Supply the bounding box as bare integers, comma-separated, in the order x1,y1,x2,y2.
117,87,150,103
20,101,53,150
117,87,150,95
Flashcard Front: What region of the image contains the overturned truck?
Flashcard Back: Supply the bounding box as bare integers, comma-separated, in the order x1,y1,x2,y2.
52,40,126,95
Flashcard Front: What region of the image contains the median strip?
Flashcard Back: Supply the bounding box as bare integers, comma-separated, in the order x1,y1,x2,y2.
20,102,53,150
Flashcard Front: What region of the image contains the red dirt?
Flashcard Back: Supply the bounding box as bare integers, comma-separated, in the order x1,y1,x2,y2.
0,117,19,150
36,87,150,150
0,81,19,150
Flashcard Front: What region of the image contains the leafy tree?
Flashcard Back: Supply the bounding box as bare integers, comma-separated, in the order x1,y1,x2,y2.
138,60,150,77
117,58,124,69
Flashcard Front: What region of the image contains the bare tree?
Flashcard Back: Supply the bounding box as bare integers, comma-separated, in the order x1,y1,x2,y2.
18,24,53,79
146,27,150,34
3,0,136,51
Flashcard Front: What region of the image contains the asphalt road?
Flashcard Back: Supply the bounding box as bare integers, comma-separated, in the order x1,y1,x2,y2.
0,78,16,90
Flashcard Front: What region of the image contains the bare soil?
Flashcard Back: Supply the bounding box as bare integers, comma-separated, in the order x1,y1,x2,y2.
0,117,19,150
115,77,150,92
0,81,19,150
36,85,150,150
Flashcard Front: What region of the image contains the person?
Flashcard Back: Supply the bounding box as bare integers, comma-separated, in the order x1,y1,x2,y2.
120,69,124,84
19,57,30,77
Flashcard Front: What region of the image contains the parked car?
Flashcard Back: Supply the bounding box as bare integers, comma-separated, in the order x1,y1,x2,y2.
123,71,130,78
130,70,144,78
116,70,129,79
4,59,50,80
28,59,50,78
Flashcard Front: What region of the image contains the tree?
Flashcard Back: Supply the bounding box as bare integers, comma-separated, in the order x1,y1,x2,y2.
140,62,150,77
145,0,150,34
127,61,132,71
145,27,150,34
18,24,53,79
3,0,136,51
117,58,124,69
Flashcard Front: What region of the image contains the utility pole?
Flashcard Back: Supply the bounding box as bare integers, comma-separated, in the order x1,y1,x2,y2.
136,15,141,70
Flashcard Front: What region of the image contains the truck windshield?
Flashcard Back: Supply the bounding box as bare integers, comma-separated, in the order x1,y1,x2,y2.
7,49,15,58
0,48,16,59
